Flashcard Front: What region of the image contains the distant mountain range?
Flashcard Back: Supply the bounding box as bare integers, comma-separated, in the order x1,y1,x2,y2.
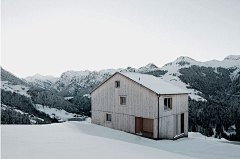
1,55,240,140
21,55,240,101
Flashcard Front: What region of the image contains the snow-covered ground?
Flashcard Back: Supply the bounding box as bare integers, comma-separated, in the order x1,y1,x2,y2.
2,121,240,159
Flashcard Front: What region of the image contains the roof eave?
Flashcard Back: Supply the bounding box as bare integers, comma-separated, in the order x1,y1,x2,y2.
156,93,190,96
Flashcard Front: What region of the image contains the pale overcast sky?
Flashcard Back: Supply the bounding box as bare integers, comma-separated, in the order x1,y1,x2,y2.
1,0,240,78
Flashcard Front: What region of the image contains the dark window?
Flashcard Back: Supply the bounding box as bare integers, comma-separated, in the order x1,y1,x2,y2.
120,97,126,105
106,113,112,121
115,81,120,88
164,98,172,110
181,113,184,133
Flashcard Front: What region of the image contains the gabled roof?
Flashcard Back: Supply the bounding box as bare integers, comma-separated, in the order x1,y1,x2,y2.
90,72,189,95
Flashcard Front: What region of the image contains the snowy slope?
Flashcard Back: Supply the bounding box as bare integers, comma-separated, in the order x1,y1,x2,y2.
1,81,31,98
2,122,240,159
159,55,240,101
35,104,82,121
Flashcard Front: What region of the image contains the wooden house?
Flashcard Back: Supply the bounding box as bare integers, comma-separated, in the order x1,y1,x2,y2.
90,72,189,139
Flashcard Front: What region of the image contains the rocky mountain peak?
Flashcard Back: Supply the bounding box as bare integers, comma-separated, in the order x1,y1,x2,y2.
145,63,158,69
176,56,196,62
224,55,240,61
137,63,159,73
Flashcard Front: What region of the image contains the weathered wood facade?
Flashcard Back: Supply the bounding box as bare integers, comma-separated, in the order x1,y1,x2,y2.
91,72,188,139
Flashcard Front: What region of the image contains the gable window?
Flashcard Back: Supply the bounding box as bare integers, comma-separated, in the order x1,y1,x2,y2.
106,113,112,122
115,81,120,88
164,98,172,110
120,96,126,105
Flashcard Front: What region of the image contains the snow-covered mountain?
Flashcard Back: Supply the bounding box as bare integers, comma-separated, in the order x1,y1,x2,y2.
162,55,240,70
21,55,240,102
23,55,239,102
1,68,81,123
50,63,161,96
159,55,240,101
51,71,113,96
24,73,58,89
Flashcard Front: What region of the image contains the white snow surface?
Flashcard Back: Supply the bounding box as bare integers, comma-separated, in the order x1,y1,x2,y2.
35,104,79,121
120,72,189,95
2,122,240,159
1,81,31,98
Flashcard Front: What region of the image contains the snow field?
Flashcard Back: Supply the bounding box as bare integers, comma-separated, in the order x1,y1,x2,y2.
2,121,240,159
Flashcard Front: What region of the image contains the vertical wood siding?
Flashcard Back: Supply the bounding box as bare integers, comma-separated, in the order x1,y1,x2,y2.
91,73,188,139
158,94,188,139
91,73,158,137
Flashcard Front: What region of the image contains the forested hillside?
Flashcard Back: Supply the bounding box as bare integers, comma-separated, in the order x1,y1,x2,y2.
1,90,54,124
179,66,240,141
1,67,82,124
27,87,81,114
1,67,27,86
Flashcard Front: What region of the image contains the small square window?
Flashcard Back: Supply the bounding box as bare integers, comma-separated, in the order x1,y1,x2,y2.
106,113,112,122
115,81,120,88
164,98,172,110
120,96,126,105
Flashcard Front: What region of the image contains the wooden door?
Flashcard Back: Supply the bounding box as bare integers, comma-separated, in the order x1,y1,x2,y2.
135,117,153,138
135,117,143,134
143,118,153,133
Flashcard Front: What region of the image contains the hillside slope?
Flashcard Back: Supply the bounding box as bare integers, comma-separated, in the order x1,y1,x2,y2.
1,68,82,123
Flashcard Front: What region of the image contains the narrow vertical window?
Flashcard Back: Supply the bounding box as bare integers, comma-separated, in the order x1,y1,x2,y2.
164,98,172,110
106,113,112,122
115,81,120,88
